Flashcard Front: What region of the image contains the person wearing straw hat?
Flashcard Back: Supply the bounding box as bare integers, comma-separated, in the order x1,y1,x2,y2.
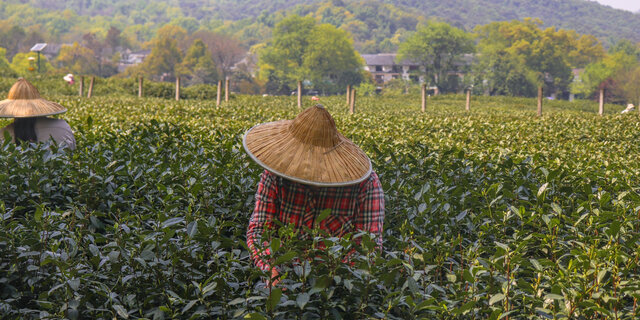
0,78,76,149
244,104,384,285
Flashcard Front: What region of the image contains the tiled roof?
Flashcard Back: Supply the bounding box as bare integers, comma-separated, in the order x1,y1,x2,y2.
362,53,422,66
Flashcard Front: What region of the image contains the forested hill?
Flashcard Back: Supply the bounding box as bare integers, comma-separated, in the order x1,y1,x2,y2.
1,0,638,47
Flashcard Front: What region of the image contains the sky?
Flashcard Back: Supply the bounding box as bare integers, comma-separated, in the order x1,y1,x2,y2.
592,0,640,12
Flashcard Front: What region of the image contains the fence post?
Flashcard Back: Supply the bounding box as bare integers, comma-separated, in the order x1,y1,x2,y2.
138,76,143,98
79,76,84,97
466,89,471,111
297,80,302,109
421,84,426,113
537,86,543,117
349,88,356,114
346,84,351,105
217,80,222,107
225,77,230,102
87,76,94,98
175,76,180,101
598,88,604,116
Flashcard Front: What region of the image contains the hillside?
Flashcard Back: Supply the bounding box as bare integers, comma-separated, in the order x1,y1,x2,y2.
0,0,638,49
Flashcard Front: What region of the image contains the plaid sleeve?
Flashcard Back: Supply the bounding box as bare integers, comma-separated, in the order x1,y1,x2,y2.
246,170,279,271
355,172,385,249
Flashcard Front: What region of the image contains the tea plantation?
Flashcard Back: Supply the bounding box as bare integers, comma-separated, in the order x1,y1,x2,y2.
1,92,639,319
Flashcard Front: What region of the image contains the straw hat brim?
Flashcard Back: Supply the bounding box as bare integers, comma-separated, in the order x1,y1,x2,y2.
243,120,372,187
0,98,67,118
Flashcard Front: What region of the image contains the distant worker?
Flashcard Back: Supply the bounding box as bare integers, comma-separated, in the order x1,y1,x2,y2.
63,73,75,85
621,104,635,114
244,104,384,285
0,78,76,149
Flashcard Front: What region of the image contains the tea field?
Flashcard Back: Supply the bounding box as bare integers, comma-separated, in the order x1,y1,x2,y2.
1,92,640,319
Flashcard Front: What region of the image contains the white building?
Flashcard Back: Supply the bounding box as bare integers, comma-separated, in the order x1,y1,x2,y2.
361,53,423,84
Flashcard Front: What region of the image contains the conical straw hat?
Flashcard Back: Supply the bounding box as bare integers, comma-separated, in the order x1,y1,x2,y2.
243,105,372,186
0,78,67,118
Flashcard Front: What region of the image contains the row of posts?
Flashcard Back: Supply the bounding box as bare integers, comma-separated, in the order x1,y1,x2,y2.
76,77,614,116
77,76,231,107
344,84,611,117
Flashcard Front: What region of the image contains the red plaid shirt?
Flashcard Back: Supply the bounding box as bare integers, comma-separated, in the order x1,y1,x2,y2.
247,170,385,271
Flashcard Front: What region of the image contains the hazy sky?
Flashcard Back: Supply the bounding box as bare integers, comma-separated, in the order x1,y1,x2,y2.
592,0,640,12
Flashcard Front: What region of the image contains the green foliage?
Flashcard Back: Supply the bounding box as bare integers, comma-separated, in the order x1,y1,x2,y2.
126,27,184,81
573,52,638,97
474,19,604,97
55,42,100,75
10,51,53,75
260,15,364,95
397,21,474,93
0,47,16,77
0,85,638,318
304,24,365,93
177,39,218,85
259,15,315,87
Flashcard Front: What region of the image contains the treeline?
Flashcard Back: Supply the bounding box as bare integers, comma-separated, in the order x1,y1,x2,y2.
1,1,639,103
1,0,639,53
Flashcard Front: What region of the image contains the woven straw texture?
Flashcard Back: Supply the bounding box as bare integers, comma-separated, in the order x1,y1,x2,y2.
0,78,66,118
243,105,371,186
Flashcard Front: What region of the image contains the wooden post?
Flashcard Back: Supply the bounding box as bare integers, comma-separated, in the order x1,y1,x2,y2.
138,76,143,98
175,76,181,101
349,88,356,114
598,88,604,116
216,80,222,107
537,86,543,117
465,89,471,112
225,77,230,102
421,84,427,112
346,84,351,105
87,76,94,98
79,76,84,97
297,80,302,109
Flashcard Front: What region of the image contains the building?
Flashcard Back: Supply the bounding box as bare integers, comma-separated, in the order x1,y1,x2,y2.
361,53,422,85
117,49,151,73
361,53,474,86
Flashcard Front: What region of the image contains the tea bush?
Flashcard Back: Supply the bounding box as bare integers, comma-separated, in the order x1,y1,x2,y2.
1,91,639,319
0,76,218,100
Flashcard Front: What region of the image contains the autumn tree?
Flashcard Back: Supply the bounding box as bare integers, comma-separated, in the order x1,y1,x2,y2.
127,25,185,81
191,30,245,80
56,42,100,75
573,51,637,103
613,65,640,107
397,21,474,93
177,39,218,85
474,19,604,98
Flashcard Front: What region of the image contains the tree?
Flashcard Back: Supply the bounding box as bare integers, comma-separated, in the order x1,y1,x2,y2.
10,52,54,75
0,47,17,77
474,19,603,98
609,39,640,59
0,25,26,59
304,24,364,94
127,27,183,81
259,15,315,95
56,42,100,75
397,21,474,93
573,52,637,101
258,15,365,96
613,65,640,107
191,30,245,80
177,39,218,85
105,26,123,50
